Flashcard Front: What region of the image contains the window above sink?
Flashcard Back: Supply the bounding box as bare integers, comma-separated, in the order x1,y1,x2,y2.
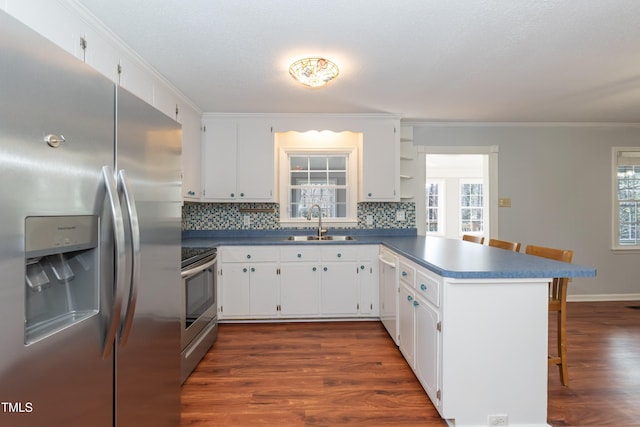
276,130,360,227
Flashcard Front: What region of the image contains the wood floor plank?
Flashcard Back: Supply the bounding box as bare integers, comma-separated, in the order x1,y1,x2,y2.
181,301,640,426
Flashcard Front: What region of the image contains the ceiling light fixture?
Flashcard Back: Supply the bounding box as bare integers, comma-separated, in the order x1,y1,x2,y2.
289,57,339,88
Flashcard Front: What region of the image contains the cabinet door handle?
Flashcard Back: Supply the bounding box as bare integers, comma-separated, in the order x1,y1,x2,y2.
246,254,251,259
251,267,255,272
323,267,328,272
413,300,419,307
297,253,302,258
420,284,427,291
230,192,235,197
402,271,407,277
407,295,413,302
368,192,372,197
242,268,247,273
240,192,244,197
337,253,341,258
312,267,317,272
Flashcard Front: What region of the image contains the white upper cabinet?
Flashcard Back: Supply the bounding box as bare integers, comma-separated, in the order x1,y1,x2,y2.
202,117,275,202
202,119,237,200
360,120,400,201
236,121,275,200
179,106,202,200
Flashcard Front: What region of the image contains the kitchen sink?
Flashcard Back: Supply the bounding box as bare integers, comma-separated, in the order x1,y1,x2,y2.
286,235,354,241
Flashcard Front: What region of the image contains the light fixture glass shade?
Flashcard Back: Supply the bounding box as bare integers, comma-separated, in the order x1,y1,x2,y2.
289,57,339,88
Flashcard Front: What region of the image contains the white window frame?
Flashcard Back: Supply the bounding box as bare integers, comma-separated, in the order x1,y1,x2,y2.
612,147,640,251
279,147,358,227
426,179,445,236
459,179,485,236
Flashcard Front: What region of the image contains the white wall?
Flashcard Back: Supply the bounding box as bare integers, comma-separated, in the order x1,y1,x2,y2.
412,123,640,300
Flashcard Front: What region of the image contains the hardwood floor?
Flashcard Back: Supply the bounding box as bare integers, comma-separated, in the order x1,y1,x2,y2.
181,301,640,426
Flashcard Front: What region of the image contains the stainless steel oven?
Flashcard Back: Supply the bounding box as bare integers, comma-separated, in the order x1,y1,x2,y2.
180,247,217,383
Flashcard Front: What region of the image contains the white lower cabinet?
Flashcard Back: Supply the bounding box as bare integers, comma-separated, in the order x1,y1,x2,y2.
219,246,279,319
391,251,443,415
414,293,440,409
219,244,378,320
279,262,321,316
320,262,359,315
398,282,416,368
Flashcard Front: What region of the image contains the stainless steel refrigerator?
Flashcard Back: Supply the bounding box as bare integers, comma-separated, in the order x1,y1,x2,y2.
0,10,182,427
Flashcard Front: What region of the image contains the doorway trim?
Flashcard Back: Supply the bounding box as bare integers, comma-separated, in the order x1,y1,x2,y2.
415,145,499,238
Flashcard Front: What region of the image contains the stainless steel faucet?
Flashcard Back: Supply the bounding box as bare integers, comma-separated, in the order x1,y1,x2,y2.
307,204,327,239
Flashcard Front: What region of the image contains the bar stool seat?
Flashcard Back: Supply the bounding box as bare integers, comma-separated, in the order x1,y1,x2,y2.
525,244,573,386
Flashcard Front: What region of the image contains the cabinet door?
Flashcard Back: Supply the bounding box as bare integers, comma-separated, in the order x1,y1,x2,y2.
279,263,321,316
202,120,237,200
398,282,416,368
249,263,279,316
236,121,274,201
357,262,376,315
415,295,440,407
321,262,359,315
361,121,399,201
220,263,250,318
181,107,202,200
379,253,398,345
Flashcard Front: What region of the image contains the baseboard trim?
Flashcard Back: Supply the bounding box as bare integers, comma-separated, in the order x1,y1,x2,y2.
568,293,640,302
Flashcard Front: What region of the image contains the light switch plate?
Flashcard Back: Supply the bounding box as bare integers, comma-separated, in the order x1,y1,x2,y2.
396,210,406,221
498,198,512,208
366,214,374,226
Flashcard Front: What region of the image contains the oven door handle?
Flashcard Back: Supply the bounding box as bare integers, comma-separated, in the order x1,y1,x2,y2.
181,256,217,279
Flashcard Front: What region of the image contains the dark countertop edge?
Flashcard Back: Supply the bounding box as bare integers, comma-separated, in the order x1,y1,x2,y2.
183,231,596,280
182,228,417,239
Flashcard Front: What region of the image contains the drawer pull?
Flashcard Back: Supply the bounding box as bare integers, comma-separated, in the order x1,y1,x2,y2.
420,284,427,291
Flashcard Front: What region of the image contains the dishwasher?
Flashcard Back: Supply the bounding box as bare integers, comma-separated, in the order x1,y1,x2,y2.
378,248,399,345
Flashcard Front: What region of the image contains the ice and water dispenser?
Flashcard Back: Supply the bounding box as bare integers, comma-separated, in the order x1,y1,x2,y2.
24,216,99,344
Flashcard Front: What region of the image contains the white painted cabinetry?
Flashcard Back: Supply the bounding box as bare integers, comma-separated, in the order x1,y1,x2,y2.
279,246,321,316
360,120,400,201
398,260,417,368
218,244,378,320
219,246,279,318
384,248,552,427
319,246,359,315
393,253,443,413
202,117,274,202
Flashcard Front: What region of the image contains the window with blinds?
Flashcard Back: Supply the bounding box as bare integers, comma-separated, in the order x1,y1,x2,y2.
614,148,640,248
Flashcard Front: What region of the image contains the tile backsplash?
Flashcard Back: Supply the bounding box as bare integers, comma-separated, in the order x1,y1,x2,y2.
182,202,416,231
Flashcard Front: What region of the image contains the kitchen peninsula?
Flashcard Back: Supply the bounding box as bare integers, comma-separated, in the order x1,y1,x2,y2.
182,231,595,427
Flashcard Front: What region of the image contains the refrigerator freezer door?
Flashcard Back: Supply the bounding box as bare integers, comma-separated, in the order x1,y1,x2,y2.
115,87,182,427
0,10,115,427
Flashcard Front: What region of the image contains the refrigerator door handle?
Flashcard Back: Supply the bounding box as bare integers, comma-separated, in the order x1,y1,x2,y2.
118,169,140,347
102,166,127,359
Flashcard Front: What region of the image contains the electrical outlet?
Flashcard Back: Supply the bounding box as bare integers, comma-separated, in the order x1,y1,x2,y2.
243,214,251,227
366,214,374,226
396,210,406,221
488,415,509,426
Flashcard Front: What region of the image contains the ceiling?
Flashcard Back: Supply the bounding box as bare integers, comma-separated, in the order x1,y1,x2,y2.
75,0,640,123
